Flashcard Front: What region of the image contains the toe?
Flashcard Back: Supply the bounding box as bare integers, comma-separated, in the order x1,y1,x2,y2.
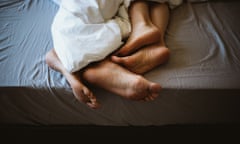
87,101,100,109
149,83,161,96
143,96,155,101
82,88,101,109
111,56,122,64
144,97,151,101
111,56,127,65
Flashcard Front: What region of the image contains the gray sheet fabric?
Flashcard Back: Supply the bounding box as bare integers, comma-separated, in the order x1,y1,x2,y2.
0,0,240,125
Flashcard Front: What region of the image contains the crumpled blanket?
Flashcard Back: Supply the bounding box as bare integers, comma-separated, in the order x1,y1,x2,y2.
51,0,183,73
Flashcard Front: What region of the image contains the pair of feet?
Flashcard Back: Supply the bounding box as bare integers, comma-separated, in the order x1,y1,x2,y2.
46,22,170,109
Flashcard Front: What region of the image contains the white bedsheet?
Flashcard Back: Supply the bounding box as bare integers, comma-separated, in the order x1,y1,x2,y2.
52,0,130,72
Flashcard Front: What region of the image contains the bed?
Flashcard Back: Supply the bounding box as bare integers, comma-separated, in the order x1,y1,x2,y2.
0,0,240,126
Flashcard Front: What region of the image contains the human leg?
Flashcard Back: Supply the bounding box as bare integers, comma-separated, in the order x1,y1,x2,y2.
82,59,161,101
111,43,170,74
111,3,170,74
150,2,169,46
46,49,161,107
115,0,161,56
45,49,100,109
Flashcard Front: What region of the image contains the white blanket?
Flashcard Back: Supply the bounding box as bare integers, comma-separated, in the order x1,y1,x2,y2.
51,0,182,73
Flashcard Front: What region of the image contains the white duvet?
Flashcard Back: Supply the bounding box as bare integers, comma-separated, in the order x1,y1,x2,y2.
51,0,182,73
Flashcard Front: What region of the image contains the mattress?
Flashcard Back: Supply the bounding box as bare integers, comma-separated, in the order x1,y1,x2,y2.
0,0,240,125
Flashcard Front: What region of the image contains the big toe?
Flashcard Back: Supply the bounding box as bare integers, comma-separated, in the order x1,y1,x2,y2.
149,83,161,98
111,56,124,64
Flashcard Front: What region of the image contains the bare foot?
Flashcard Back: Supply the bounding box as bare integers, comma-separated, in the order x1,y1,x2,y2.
45,49,100,109
111,43,170,74
83,60,161,101
115,22,161,56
